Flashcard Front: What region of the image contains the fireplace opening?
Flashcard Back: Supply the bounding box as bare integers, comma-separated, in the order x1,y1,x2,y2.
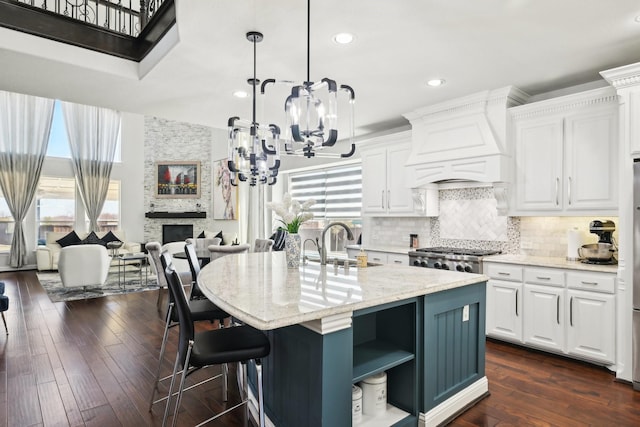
162,224,193,245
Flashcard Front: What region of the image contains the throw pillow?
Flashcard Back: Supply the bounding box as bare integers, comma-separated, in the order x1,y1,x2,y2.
270,229,287,251
56,231,81,247
81,231,106,247
215,230,225,245
101,230,122,243
197,231,205,238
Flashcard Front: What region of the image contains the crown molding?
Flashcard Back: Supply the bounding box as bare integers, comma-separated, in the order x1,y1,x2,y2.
601,62,640,89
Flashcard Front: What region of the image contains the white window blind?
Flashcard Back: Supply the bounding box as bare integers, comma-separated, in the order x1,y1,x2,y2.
289,164,362,219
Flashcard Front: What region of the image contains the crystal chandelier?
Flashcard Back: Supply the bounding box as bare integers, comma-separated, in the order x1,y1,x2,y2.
261,0,356,159
228,31,280,186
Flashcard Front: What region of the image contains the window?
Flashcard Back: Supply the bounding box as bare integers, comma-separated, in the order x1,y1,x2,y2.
36,177,76,243
289,164,362,256
94,180,120,232
46,100,122,161
0,189,13,252
46,100,71,158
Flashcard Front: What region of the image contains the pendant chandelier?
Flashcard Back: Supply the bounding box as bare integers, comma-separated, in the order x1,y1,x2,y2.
228,31,281,186
261,0,356,159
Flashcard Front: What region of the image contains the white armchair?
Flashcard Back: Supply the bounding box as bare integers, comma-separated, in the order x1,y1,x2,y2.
36,230,141,271
58,244,111,289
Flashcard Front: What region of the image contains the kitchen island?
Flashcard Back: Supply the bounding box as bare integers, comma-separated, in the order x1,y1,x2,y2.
198,252,489,426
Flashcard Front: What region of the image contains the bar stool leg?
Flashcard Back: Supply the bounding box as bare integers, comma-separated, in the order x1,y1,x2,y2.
222,363,228,401
256,359,265,427
149,303,174,411
1,312,7,334
243,362,249,427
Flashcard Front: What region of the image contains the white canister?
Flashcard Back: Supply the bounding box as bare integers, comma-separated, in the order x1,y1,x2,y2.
352,384,362,424
361,372,387,416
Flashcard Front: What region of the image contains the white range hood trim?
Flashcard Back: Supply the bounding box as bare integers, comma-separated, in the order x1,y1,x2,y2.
406,153,509,185
404,86,529,186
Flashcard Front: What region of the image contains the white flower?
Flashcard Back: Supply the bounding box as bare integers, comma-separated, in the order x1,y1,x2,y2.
301,199,315,210
267,193,316,233
291,200,301,215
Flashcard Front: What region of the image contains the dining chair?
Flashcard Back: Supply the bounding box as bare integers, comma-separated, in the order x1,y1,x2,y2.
160,241,192,284
146,242,167,310
184,242,214,300
207,243,251,262
161,263,271,427
254,238,274,253
148,251,229,414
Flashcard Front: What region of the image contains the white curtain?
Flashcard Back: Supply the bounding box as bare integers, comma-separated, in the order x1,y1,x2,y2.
62,102,120,232
0,91,54,267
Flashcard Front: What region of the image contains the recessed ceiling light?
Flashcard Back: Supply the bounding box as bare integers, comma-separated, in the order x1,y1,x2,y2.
333,33,354,44
635,15,640,23
427,79,446,87
233,90,249,98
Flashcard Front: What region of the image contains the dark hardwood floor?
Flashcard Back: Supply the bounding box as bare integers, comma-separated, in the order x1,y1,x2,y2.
0,270,638,426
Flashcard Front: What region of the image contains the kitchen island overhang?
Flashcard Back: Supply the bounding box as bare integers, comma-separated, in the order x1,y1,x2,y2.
198,252,489,426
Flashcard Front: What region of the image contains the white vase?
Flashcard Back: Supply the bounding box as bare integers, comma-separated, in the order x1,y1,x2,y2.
284,233,301,268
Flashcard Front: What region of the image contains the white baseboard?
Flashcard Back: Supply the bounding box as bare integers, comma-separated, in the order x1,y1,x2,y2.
419,376,489,427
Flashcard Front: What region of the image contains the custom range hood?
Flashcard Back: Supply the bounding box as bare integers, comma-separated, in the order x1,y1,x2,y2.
404,86,529,187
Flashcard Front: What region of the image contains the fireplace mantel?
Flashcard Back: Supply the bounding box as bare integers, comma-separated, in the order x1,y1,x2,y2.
145,211,206,219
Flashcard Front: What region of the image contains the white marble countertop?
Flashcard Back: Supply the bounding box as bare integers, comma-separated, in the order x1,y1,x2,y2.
345,244,412,255
483,254,618,273
197,252,487,331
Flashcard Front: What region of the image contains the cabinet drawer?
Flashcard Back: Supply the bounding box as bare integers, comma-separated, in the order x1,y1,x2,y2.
567,272,615,294
485,263,523,281
524,267,565,287
367,251,387,264
387,253,408,266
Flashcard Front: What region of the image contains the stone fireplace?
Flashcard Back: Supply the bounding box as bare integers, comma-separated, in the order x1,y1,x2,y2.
162,224,194,245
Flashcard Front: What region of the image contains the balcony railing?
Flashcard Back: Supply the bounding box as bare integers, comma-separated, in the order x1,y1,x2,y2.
0,0,175,60
13,0,165,37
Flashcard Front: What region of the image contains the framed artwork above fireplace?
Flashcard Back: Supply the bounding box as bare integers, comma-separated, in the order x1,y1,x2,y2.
155,161,201,198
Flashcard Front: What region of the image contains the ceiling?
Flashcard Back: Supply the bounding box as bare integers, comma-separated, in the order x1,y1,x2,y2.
2,0,640,161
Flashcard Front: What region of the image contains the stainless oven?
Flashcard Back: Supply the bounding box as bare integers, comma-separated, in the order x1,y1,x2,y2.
408,247,500,274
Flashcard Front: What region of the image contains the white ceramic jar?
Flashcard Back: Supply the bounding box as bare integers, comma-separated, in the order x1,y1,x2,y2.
352,384,362,424
361,372,387,416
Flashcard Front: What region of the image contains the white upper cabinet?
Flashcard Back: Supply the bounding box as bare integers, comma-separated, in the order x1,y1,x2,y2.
361,131,434,216
514,116,564,211
510,87,619,215
361,148,388,214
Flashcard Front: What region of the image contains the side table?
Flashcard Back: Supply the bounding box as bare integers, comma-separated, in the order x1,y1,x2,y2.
117,253,148,288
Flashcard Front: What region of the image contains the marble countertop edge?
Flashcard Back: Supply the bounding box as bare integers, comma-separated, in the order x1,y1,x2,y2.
204,271,488,331
483,254,618,273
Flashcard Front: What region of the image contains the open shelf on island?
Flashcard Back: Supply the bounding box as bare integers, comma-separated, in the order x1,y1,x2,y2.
356,404,414,427
353,341,414,383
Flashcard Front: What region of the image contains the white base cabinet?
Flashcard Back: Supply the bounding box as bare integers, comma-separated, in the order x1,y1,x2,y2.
484,261,616,366
566,289,615,363
346,248,408,266
485,263,523,342
523,283,564,353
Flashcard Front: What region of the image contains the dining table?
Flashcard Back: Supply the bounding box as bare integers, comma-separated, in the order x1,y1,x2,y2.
173,246,211,266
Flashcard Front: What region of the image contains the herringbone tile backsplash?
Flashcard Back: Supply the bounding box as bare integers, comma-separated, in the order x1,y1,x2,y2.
439,198,508,241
